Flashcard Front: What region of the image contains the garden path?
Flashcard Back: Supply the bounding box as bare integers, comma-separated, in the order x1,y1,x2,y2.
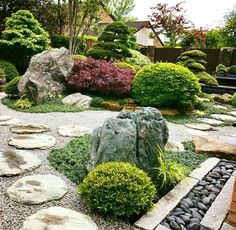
0,94,235,230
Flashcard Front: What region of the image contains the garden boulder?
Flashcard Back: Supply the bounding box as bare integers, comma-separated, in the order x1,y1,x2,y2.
88,107,169,176
18,48,73,104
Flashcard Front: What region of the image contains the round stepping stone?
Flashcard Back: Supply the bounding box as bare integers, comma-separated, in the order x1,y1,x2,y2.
58,125,92,137
10,124,50,134
186,128,209,137
0,116,20,126
185,123,217,131
21,206,98,230
7,175,68,204
197,118,223,125
8,134,56,149
211,114,236,122
0,149,41,176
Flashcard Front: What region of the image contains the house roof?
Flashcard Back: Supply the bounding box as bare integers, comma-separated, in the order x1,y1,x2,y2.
126,21,151,33
99,1,117,21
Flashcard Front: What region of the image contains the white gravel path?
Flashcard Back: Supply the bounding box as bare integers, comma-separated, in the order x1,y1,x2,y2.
0,98,235,230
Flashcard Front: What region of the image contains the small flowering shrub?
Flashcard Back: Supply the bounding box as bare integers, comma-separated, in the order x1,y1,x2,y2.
68,58,135,96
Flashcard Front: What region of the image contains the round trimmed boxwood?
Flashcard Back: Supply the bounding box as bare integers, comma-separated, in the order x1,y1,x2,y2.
0,60,19,82
78,162,156,219
132,63,201,108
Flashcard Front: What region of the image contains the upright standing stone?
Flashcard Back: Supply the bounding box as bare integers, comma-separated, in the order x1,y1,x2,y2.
88,107,169,176
18,48,74,104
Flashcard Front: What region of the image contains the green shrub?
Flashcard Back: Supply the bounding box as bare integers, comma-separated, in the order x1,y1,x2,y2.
125,49,152,66
91,97,104,108
114,61,141,72
155,147,189,196
216,64,228,73
48,135,90,185
0,60,19,82
14,97,32,109
71,55,87,61
78,162,156,219
196,71,219,86
0,68,6,85
231,93,236,107
5,76,21,95
229,65,236,74
132,63,201,108
178,50,207,59
186,62,206,72
219,47,234,67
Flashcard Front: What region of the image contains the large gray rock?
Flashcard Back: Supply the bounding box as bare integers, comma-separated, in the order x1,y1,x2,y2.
18,48,74,104
62,93,92,108
88,107,169,176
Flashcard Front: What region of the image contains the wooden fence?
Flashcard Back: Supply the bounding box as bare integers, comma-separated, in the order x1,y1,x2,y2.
140,48,236,74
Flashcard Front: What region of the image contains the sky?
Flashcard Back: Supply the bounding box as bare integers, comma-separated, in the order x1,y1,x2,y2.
131,0,236,29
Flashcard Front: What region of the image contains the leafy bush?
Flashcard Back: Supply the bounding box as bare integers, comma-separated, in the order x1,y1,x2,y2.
78,162,156,219
0,68,6,86
0,60,19,82
155,147,189,196
114,61,141,72
88,21,135,60
14,97,32,109
68,58,135,97
48,135,90,185
125,49,152,66
216,64,228,74
231,93,236,107
91,97,104,108
5,76,21,95
196,72,218,86
0,10,49,73
132,63,201,108
229,65,236,74
71,55,87,61
178,50,207,59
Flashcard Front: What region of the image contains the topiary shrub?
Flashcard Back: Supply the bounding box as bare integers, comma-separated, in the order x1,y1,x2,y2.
114,61,141,72
132,63,201,108
5,76,21,96
0,60,19,82
125,49,152,66
68,58,135,97
177,50,218,86
231,93,236,107
229,65,236,74
78,162,156,219
216,64,228,74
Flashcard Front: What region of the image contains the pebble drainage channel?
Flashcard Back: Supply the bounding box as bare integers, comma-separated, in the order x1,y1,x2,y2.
161,159,236,230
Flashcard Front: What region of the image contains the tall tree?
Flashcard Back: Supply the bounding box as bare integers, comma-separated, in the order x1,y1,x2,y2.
221,10,236,47
148,2,193,47
107,0,135,21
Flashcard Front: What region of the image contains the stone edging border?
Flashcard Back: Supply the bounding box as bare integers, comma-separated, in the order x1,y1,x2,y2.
134,157,222,230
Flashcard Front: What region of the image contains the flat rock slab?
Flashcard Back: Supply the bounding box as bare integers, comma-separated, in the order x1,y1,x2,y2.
8,135,56,149
10,124,50,134
0,92,7,100
165,140,185,152
21,206,98,230
186,128,209,136
197,118,224,125
211,114,236,121
62,93,92,108
213,105,227,110
7,175,68,204
58,125,92,137
185,123,217,131
0,149,41,176
228,111,236,117
193,135,236,155
0,116,20,126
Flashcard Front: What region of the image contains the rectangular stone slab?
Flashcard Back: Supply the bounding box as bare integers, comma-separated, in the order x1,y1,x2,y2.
201,171,236,230
155,225,170,230
134,177,198,230
189,157,220,180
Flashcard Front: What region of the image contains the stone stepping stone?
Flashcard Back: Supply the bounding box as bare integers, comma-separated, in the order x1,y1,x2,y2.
197,97,210,103
186,128,209,137
213,105,227,110
165,140,185,152
0,116,20,126
185,123,217,131
10,124,50,134
58,125,92,137
21,206,98,230
0,149,41,176
193,135,236,156
62,93,92,108
228,111,236,117
8,134,56,149
197,118,224,125
211,114,236,122
7,175,68,204
0,92,7,100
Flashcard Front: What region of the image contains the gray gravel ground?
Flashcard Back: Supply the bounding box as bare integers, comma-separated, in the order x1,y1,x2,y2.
0,98,235,230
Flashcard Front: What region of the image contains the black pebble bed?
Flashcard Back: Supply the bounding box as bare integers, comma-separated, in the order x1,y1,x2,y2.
161,159,236,230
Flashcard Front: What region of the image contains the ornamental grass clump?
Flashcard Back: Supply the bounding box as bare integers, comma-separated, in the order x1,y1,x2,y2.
78,162,156,219
132,62,201,108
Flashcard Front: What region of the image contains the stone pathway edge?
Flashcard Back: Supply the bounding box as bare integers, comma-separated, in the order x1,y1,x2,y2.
134,157,220,230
